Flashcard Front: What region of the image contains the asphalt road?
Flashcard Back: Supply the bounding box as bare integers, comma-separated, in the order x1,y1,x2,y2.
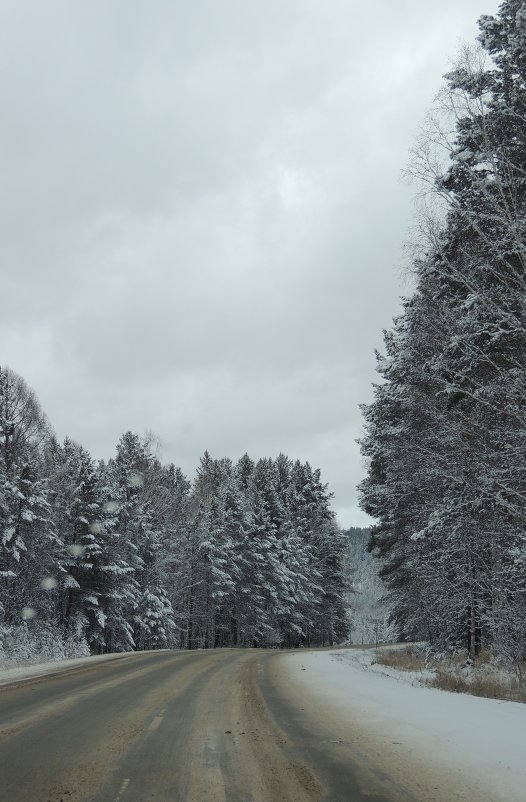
0,649,414,802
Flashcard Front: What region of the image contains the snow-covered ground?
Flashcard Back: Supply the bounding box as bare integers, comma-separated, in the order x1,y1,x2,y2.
0,651,134,687
346,643,438,685
286,648,526,802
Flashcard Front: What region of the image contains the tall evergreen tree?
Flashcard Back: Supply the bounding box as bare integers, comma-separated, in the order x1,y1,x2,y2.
361,0,526,658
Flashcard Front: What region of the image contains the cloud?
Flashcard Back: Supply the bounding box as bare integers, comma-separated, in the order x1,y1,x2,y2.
0,0,497,527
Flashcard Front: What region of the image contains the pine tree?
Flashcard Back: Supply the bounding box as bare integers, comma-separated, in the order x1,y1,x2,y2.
46,439,105,647
0,368,57,627
361,0,526,658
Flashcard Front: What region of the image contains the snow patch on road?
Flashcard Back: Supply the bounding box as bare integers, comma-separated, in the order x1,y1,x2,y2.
287,648,526,802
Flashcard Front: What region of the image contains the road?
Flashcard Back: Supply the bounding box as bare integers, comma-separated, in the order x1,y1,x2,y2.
0,649,414,802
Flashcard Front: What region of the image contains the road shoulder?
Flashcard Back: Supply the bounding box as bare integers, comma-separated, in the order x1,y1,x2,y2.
274,649,526,802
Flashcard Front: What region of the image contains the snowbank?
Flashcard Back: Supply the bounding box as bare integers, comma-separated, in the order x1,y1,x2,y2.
285,648,526,802
0,651,134,687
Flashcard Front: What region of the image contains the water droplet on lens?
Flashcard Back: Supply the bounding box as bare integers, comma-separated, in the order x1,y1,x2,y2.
128,472,144,488
21,607,37,620
40,577,58,590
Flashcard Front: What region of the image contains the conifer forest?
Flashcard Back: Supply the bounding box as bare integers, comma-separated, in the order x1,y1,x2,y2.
0,366,348,657
2,0,526,672
360,0,526,667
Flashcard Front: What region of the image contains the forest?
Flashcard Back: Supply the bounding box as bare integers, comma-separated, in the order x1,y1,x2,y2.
360,0,526,668
4,1,524,675
0,365,348,659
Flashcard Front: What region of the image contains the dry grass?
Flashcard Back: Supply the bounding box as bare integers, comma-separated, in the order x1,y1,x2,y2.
430,669,526,702
374,646,526,702
373,647,427,672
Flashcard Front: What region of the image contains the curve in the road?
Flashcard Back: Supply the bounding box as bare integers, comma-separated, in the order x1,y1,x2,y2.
0,649,413,802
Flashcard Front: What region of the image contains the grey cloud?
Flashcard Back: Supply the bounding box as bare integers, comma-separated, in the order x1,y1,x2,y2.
1,0,497,526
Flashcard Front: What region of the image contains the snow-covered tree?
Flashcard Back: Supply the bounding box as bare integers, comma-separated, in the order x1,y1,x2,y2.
361,0,526,660
45,439,105,646
0,368,57,627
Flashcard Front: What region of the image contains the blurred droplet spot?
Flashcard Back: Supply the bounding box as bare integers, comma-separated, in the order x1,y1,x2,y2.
128,472,144,488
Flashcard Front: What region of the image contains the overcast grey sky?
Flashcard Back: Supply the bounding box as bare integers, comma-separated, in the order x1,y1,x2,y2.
1,0,498,528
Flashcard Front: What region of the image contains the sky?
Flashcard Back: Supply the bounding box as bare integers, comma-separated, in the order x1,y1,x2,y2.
0,0,499,528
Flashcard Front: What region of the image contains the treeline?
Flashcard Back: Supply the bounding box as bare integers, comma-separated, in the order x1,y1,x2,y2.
360,0,526,666
0,366,348,657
